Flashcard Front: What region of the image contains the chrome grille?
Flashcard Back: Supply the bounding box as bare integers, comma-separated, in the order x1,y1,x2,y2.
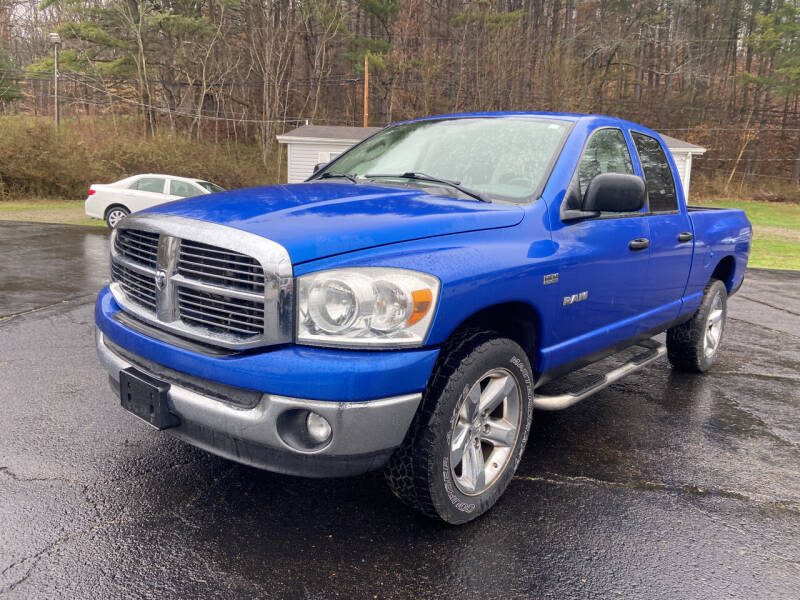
178,240,265,293
108,215,293,351
177,287,264,336
114,229,159,268
111,262,156,311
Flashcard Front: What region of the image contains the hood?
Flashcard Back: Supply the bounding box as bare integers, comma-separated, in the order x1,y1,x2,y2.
143,182,524,264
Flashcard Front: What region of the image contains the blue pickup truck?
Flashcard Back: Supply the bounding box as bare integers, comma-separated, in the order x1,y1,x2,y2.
95,112,751,523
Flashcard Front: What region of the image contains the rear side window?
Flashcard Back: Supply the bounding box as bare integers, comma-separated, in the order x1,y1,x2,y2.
575,128,634,198
170,180,201,198
132,177,165,194
631,132,677,213
195,181,225,193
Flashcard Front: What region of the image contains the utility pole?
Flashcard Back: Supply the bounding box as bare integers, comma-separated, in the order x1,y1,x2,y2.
363,53,369,128
49,32,61,129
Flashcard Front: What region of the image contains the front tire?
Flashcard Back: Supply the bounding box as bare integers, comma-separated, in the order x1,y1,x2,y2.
105,205,130,229
667,279,728,373
385,330,534,524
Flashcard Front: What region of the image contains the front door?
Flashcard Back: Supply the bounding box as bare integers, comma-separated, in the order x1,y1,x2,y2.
544,127,652,370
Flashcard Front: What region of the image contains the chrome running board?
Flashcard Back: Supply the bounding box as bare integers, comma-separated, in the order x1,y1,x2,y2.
533,338,666,411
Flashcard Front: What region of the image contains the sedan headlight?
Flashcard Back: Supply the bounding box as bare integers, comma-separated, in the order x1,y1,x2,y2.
297,268,440,348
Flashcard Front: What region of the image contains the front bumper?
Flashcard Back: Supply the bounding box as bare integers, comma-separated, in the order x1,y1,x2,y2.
97,330,423,477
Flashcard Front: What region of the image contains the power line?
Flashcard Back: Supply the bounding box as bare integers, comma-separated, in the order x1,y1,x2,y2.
13,85,800,136
23,88,355,126
698,157,800,162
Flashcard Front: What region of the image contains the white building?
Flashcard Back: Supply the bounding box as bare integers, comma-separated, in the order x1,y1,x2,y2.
277,124,705,199
660,134,706,200
277,125,381,184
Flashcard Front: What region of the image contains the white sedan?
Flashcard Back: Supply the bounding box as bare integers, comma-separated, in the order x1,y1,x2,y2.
84,174,225,228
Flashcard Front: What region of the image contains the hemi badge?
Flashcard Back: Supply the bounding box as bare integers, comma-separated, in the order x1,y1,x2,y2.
543,273,559,285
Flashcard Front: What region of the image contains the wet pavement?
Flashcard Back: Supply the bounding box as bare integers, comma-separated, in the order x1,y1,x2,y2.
1,221,798,599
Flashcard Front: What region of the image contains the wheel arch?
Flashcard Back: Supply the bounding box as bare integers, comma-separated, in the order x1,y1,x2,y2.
104,203,130,219
441,301,541,370
711,254,736,291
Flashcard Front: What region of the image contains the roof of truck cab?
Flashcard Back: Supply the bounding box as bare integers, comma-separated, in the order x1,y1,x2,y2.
401,111,585,124
401,112,705,152
278,113,705,153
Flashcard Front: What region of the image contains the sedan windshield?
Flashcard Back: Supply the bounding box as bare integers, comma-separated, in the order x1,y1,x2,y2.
314,117,570,202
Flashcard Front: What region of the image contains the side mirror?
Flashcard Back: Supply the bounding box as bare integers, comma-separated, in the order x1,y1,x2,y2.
313,162,326,174
582,173,646,213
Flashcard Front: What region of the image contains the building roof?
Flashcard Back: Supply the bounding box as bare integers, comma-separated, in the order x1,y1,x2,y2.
660,133,706,154
277,125,383,144
276,122,706,154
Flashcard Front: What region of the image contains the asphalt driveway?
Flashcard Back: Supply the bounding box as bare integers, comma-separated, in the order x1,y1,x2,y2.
1,221,798,599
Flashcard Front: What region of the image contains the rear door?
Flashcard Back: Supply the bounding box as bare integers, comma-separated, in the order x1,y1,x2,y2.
547,127,652,366
125,177,167,211
630,131,694,328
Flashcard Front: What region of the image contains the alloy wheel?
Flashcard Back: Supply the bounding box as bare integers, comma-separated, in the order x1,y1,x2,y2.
449,368,522,495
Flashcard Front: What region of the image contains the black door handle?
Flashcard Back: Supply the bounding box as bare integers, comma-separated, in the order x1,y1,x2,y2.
629,238,650,251
678,232,694,243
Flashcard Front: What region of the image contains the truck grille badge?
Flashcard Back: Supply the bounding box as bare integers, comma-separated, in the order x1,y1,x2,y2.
155,269,167,291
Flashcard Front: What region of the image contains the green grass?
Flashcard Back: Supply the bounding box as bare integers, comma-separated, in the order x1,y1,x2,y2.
693,199,800,271
696,199,800,229
0,199,104,227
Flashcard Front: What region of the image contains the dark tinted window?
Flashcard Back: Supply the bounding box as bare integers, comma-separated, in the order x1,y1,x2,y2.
575,128,634,197
631,132,677,213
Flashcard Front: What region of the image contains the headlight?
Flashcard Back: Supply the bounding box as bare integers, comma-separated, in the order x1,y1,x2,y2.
297,268,440,348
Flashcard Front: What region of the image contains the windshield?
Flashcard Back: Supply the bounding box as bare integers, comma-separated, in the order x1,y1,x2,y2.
196,181,225,193
315,117,570,202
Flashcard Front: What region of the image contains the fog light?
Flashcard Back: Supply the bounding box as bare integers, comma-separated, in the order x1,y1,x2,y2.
306,412,332,443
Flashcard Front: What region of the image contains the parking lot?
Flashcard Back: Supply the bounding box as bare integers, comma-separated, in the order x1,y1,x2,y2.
1,220,798,599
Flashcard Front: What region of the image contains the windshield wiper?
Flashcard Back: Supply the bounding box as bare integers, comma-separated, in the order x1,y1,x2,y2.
317,172,358,184
364,172,490,203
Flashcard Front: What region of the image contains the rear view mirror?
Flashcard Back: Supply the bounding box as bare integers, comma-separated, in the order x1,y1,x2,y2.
582,173,646,213
313,163,326,174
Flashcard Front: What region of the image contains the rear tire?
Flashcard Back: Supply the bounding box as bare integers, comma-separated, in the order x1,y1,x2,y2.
105,205,130,229
384,330,534,524
667,279,728,373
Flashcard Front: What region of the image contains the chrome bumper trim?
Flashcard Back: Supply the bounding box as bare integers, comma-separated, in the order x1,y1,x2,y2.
96,330,422,459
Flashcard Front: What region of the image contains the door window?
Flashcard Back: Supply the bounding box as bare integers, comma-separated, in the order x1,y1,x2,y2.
631,132,678,213
575,128,634,198
132,177,166,194
195,181,225,193
170,180,201,198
